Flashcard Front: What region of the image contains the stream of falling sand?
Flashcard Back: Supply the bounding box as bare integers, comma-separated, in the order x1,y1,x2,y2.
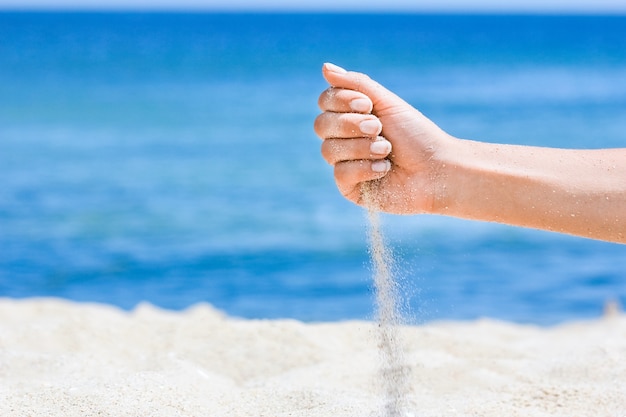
361,181,412,417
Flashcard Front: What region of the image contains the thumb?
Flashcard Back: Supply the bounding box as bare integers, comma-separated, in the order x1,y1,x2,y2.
321,62,405,111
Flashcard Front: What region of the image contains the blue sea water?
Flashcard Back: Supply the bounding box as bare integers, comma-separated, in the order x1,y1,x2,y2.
0,12,625,324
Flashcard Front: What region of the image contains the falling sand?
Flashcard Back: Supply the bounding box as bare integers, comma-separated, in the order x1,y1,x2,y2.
361,181,412,417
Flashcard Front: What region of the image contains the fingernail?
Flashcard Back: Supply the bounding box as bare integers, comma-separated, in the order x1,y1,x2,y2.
371,160,391,173
350,98,372,113
324,62,347,74
359,119,382,136
370,140,391,155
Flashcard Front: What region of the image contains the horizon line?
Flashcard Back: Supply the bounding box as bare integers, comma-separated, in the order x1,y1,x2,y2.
2,7,626,16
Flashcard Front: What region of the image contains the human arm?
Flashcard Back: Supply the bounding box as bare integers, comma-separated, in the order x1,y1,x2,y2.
313,63,626,244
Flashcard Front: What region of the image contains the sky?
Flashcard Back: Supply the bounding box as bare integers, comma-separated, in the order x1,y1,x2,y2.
1,0,626,13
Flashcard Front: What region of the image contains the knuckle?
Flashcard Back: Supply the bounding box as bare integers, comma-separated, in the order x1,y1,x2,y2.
333,163,363,201
317,88,332,110
318,87,341,110
320,141,336,164
334,160,358,184
313,113,327,137
333,162,349,185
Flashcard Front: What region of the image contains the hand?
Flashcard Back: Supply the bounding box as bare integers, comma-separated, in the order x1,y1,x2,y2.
314,63,452,214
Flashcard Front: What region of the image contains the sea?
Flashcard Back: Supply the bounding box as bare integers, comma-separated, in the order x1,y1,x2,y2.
1,12,625,325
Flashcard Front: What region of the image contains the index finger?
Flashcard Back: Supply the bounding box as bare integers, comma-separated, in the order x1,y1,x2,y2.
318,87,373,114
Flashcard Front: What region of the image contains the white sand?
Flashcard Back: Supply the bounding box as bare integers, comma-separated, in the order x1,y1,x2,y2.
1,298,625,417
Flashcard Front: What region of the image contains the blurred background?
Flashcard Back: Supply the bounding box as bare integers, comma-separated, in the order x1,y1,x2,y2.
1,2,625,324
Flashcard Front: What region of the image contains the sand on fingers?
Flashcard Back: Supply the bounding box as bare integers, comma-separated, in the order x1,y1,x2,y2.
1,298,625,417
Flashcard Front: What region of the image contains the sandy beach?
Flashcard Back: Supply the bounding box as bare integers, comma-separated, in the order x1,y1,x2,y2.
1,298,625,417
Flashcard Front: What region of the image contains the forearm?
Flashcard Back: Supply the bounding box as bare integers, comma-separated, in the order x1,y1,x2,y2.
434,137,626,243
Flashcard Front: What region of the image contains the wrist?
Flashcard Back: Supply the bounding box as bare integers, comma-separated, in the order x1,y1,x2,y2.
429,134,467,216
